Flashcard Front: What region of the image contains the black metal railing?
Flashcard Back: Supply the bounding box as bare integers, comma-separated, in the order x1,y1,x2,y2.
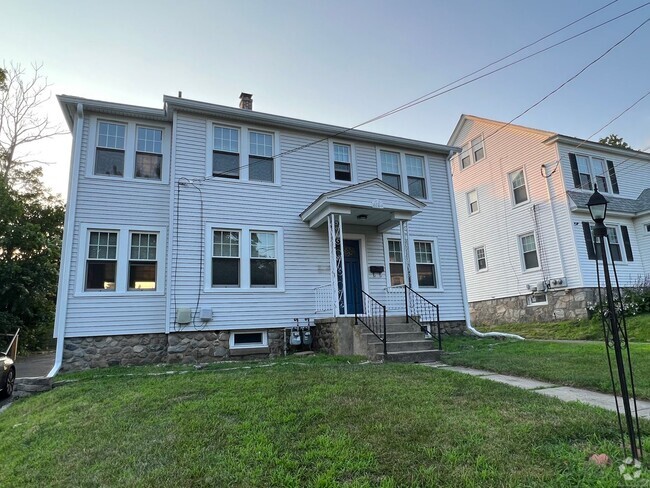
403,285,442,350
354,290,387,360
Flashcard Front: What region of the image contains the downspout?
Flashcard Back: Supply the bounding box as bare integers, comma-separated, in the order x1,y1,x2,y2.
445,150,523,340
541,162,567,281
48,102,84,377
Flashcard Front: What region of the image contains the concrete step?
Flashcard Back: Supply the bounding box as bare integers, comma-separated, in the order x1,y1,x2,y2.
380,349,441,363
361,331,424,342
14,376,53,394
368,339,437,353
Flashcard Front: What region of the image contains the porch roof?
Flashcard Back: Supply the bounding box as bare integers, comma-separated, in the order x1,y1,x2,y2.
300,179,425,231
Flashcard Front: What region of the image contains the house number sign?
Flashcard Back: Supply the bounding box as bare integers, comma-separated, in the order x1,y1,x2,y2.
371,199,384,208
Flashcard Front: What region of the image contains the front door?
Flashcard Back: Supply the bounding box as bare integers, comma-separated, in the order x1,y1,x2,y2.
343,239,363,314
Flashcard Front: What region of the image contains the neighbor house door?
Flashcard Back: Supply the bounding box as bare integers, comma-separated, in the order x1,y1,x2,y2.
343,239,363,314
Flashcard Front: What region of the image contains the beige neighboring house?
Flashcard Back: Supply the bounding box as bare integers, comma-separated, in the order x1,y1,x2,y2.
448,115,650,324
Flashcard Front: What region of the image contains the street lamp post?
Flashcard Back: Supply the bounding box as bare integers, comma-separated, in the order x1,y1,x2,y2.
587,185,642,461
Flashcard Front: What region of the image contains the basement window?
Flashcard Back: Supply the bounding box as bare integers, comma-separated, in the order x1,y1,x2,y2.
527,293,548,306
229,331,268,349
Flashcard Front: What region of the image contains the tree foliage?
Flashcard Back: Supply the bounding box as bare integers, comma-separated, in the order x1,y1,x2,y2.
598,133,631,150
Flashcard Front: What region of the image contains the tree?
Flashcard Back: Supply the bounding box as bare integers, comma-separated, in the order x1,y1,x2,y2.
599,134,632,150
0,63,65,191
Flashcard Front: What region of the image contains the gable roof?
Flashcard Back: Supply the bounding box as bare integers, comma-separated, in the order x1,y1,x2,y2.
567,189,650,216
447,114,555,146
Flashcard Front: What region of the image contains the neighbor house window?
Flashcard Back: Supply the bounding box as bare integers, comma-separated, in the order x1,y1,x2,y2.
249,131,274,182
475,246,487,271
380,151,401,191
592,226,623,262
135,127,163,180
250,231,277,286
414,241,436,287
213,126,240,179
576,155,592,190
129,233,157,290
472,136,485,162
520,233,539,270
646,223,650,233
387,239,404,286
571,154,616,193
467,190,479,215
212,230,240,286
460,144,471,169
95,122,126,176
86,231,118,290
509,169,528,205
406,155,426,198
333,143,352,182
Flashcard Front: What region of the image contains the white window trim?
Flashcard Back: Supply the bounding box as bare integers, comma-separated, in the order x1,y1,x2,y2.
382,234,443,291
471,135,485,163
518,231,540,273
329,140,357,184
590,223,628,265
467,189,479,216
229,330,268,349
75,223,166,297
459,133,486,171
474,245,488,273
572,153,614,195
375,147,432,201
86,115,170,185
527,293,548,307
204,223,285,292
205,120,281,186
508,167,530,207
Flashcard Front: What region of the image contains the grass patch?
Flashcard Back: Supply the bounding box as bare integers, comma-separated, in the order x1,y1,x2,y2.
2,355,649,486
474,313,650,341
444,337,650,399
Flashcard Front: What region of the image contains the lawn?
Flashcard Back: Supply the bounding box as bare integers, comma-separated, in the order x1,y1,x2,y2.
2,356,649,486
475,313,650,341
443,337,650,399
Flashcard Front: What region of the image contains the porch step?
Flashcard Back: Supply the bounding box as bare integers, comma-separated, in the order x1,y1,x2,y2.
361,331,424,342
381,350,441,363
368,339,437,354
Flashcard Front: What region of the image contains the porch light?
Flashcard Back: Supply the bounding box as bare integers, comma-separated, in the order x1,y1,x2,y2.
586,185,608,235
357,214,368,220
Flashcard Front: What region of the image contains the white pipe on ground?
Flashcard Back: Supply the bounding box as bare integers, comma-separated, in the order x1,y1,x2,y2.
445,150,523,340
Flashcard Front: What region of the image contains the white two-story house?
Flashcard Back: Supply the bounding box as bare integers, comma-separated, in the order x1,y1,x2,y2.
448,114,650,324
52,93,469,371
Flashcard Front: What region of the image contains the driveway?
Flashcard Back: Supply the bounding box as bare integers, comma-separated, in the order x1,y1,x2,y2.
15,352,55,378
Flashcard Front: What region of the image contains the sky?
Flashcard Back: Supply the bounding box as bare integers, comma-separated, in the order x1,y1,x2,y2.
2,0,649,199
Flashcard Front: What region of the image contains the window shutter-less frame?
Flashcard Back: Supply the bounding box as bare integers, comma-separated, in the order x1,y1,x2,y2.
569,153,581,188
621,225,633,261
582,222,596,260
606,160,619,194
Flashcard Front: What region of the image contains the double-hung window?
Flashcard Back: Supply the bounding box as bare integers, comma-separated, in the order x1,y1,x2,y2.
95,122,126,176
86,231,118,290
570,153,617,193
592,226,623,262
467,190,479,215
380,151,402,191
472,136,485,162
576,155,592,190
520,233,539,270
333,143,352,182
406,155,426,198
591,157,609,192
250,231,277,286
509,169,528,205
129,233,157,290
249,131,274,182
213,126,240,179
475,246,487,271
135,127,163,180
414,241,436,287
460,144,471,169
212,230,240,286
387,239,405,286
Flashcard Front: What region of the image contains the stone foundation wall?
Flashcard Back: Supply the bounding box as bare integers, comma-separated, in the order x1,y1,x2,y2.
470,288,599,325
62,329,285,372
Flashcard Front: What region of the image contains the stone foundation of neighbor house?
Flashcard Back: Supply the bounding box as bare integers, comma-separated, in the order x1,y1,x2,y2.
61,329,285,372
469,287,600,325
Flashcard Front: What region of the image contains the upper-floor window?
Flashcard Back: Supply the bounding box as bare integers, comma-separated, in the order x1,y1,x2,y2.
519,233,539,271
460,144,471,169
249,131,274,183
467,190,479,215
471,136,485,162
569,153,618,194
86,231,118,290
509,169,528,205
646,223,650,233
387,239,404,286
332,143,352,182
475,246,487,271
213,126,240,179
95,122,126,176
414,241,437,287
406,155,426,198
135,127,162,180
381,151,402,191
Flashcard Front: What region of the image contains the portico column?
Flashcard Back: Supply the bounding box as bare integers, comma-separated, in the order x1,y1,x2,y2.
327,213,347,315
400,220,412,287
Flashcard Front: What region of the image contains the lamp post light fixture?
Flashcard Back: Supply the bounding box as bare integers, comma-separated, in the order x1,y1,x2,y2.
587,185,643,461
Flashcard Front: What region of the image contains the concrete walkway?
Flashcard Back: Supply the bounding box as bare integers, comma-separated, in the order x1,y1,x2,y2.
425,363,650,419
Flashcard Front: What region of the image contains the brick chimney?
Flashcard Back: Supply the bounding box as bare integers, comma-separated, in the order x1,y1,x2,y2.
239,92,253,110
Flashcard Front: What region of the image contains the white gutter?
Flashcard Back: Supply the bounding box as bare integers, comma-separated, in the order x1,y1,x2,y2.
48,103,84,378
445,150,523,340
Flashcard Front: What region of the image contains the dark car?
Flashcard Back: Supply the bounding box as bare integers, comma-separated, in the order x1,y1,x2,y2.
1,354,15,399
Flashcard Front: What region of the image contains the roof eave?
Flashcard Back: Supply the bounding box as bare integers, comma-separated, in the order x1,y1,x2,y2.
545,134,650,161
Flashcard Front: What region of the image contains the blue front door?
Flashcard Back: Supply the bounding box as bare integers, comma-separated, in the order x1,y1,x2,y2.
343,240,363,314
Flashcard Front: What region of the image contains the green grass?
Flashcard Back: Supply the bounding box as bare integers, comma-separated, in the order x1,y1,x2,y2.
443,337,650,399
474,313,650,341
2,356,649,486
